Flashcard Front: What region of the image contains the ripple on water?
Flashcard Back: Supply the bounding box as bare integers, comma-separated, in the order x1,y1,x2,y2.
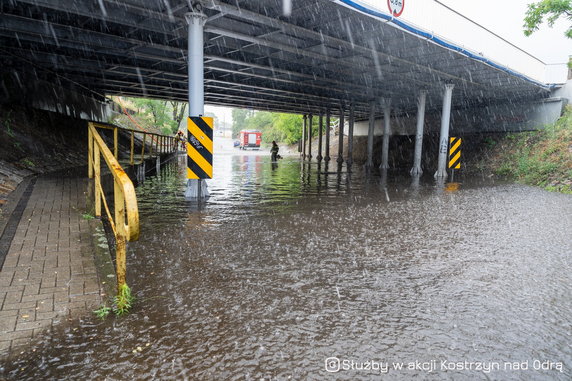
3,155,572,380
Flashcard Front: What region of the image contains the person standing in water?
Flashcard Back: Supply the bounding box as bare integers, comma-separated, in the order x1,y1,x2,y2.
270,141,279,162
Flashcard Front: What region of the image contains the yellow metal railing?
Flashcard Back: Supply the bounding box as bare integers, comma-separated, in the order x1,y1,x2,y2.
87,122,178,293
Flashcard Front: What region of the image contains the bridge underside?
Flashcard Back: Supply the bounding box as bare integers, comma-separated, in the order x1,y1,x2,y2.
0,0,551,119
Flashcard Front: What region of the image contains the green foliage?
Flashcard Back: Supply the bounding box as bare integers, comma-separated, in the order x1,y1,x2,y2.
232,109,304,144
490,106,572,193
129,98,183,133
93,305,111,320
523,0,572,38
2,110,14,137
231,108,253,137
92,284,135,320
272,113,305,144
483,136,497,148
5,115,15,137
82,213,95,220
20,158,35,167
114,283,134,315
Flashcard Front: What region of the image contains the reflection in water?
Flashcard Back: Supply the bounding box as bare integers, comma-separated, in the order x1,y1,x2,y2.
3,153,572,380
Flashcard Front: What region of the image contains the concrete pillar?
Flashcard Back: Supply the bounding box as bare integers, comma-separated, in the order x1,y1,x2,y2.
410,90,427,176
435,84,455,178
302,114,307,160
337,105,344,164
317,113,323,162
185,6,209,198
308,113,313,160
380,100,391,170
325,108,331,161
347,103,354,167
366,102,375,168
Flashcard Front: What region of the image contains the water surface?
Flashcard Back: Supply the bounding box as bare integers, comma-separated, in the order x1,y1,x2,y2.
2,151,572,380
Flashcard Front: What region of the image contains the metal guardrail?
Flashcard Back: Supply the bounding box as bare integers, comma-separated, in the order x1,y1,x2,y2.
87,122,178,293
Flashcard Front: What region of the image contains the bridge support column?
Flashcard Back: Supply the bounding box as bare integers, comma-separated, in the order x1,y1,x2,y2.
347,103,354,167
411,90,427,175
366,102,375,168
317,113,323,162
337,105,344,164
302,114,307,160
308,114,313,160
380,100,391,170
325,108,331,162
435,84,455,178
185,6,209,199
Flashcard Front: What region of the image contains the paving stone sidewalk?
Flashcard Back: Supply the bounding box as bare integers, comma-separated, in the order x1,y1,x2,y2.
0,177,102,357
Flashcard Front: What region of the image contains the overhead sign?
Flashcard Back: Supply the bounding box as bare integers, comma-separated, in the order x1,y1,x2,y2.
387,0,404,17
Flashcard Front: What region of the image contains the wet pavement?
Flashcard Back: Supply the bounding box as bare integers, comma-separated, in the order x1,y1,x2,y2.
1,148,571,380
0,177,102,358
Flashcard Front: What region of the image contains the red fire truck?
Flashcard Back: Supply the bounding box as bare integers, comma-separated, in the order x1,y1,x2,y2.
239,130,262,150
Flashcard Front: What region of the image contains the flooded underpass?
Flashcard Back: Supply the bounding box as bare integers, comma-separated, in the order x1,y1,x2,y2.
3,149,572,380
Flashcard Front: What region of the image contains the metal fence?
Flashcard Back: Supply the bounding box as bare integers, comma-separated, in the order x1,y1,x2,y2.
87,122,178,293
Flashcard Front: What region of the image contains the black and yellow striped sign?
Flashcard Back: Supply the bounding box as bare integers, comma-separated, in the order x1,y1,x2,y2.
448,137,461,169
187,116,213,179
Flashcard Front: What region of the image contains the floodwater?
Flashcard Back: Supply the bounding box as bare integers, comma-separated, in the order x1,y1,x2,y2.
2,144,572,380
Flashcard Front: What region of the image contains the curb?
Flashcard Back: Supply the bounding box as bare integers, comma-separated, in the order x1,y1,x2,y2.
89,219,117,303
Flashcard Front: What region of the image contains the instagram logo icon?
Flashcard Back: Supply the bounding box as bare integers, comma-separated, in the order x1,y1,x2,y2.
325,357,341,373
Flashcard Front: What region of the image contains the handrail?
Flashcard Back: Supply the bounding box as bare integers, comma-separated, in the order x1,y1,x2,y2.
88,122,179,165
87,121,178,293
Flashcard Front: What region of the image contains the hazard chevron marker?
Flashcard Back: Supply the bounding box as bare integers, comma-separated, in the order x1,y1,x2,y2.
187,116,213,179
448,137,461,169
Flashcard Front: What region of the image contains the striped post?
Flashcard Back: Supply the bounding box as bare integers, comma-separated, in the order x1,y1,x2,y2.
187,116,213,179
448,137,461,170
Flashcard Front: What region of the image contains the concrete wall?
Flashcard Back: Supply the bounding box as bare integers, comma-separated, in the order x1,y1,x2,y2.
1,72,109,122
553,80,572,104
353,97,566,137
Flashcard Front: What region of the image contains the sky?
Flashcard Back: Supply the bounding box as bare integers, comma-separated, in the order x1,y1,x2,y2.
440,0,570,64
206,0,572,119
438,0,571,81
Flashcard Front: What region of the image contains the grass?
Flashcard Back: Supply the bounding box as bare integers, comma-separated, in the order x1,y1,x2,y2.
93,284,135,320
486,106,572,194
114,283,134,315
2,110,14,137
82,213,95,220
93,305,111,320
20,158,35,168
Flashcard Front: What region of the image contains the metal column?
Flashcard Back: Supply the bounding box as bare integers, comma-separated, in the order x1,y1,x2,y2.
411,90,427,176
185,6,209,199
337,105,344,164
317,113,323,162
380,100,391,170
302,114,307,160
366,102,375,168
325,108,331,162
435,84,455,178
347,104,354,167
308,114,313,160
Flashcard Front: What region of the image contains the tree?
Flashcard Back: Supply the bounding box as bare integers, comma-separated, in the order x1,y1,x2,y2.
231,109,303,144
128,98,179,133
170,101,186,131
231,108,253,137
523,0,572,38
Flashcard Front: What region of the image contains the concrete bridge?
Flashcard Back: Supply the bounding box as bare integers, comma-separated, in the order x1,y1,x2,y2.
1,0,572,367
0,0,568,176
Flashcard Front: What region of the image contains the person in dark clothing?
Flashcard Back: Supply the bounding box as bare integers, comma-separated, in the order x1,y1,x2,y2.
270,141,279,161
